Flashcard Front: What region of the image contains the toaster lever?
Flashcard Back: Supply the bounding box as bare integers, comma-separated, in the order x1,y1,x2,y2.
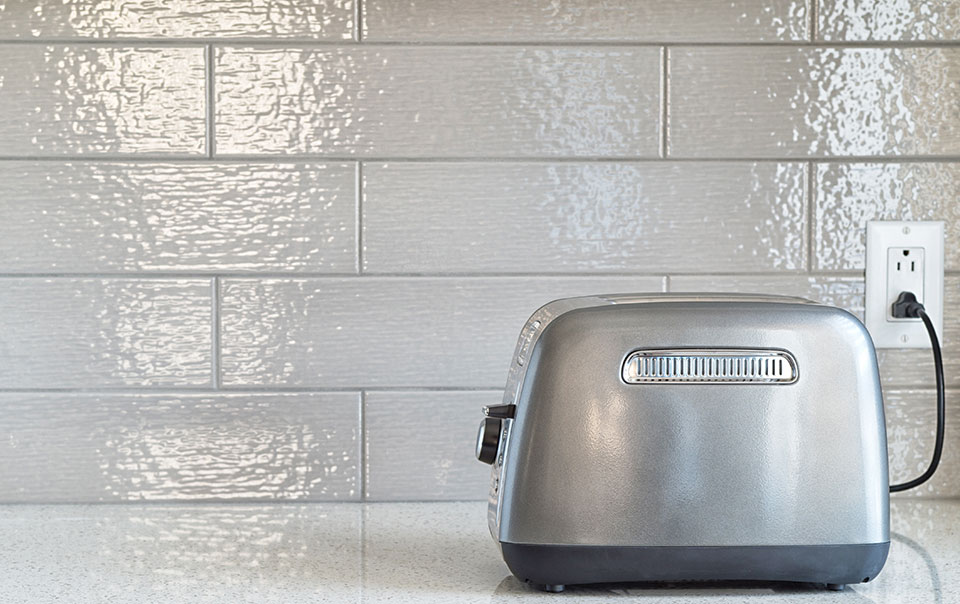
483,404,516,419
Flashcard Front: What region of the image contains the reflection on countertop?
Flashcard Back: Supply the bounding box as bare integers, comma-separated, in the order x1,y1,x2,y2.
0,499,955,603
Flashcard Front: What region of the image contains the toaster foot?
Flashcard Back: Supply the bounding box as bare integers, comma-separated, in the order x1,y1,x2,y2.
826,584,845,591
535,584,565,593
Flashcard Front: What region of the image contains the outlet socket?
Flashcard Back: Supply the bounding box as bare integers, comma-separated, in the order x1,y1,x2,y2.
886,247,924,322
866,221,944,348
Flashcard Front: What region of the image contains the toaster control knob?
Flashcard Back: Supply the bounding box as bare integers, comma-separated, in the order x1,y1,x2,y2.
476,417,501,465
483,404,516,419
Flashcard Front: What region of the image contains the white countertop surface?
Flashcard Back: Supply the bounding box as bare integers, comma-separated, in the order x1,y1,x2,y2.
1,499,955,603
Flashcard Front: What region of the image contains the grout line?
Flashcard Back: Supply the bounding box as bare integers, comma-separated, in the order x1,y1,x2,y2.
359,391,367,501
355,0,363,42
0,385,949,394
659,46,669,158
806,161,816,272
205,44,215,158
356,162,364,274
0,495,951,505
0,384,510,397
1,39,960,48
212,277,221,389
2,270,956,279
359,502,366,585
4,156,960,164
809,0,818,43
0,271,919,279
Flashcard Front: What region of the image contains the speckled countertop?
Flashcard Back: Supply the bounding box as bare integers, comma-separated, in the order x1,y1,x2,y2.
1,500,955,603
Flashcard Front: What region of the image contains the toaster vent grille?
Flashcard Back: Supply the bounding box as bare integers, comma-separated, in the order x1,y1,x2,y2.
622,349,797,384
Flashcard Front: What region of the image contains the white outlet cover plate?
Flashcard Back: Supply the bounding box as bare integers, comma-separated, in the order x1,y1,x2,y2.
866,221,944,348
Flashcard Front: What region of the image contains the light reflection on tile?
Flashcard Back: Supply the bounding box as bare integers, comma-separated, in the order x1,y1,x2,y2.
364,391,497,501
0,392,360,502
819,0,960,41
0,0,355,39
363,0,808,42
363,162,807,273
814,163,960,271
0,162,357,273
219,276,664,388
670,48,960,157
215,47,660,157
0,45,205,155
0,279,212,388
885,390,960,497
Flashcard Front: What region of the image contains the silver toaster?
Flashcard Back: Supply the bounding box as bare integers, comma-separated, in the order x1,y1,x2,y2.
477,293,890,592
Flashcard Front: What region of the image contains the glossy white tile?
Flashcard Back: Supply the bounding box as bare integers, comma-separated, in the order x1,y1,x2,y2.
669,274,960,390
0,392,360,502
215,47,660,157
0,46,205,155
0,162,357,273
365,391,497,501
219,277,664,388
885,389,960,498
670,47,960,157
0,0,354,40
363,0,808,42
0,279,212,387
363,162,807,273
819,0,960,41
814,163,960,271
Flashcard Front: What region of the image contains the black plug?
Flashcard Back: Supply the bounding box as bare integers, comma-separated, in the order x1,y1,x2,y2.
891,291,925,319
887,290,945,493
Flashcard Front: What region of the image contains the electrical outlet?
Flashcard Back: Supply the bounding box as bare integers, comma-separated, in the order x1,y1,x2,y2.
865,221,944,348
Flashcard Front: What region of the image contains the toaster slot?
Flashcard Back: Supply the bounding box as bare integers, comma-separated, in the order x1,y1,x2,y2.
622,349,797,384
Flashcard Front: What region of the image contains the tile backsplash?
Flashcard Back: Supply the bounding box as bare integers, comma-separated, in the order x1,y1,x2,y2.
0,0,956,502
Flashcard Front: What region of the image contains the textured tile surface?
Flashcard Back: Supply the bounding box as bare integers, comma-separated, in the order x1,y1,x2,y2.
0,392,360,502
0,0,354,40
1,501,956,601
670,274,960,389
363,162,807,273
219,277,664,387
814,163,960,271
365,391,496,501
0,279,212,388
363,0,808,42
819,0,960,41
885,389,960,498
0,505,362,602
0,46,205,155
670,47,960,157
215,47,660,157
0,162,357,273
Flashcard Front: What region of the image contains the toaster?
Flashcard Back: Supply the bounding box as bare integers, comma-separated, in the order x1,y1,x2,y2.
477,293,890,592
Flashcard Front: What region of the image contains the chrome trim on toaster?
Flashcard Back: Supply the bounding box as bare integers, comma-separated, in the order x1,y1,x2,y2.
621,349,798,384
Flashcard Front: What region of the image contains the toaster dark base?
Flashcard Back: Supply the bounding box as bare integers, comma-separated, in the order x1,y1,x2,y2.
500,541,890,589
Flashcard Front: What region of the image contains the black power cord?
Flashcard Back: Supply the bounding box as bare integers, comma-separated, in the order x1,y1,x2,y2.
888,291,946,493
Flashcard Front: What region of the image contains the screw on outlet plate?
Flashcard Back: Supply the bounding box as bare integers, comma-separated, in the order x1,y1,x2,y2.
900,334,910,343
903,226,911,235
